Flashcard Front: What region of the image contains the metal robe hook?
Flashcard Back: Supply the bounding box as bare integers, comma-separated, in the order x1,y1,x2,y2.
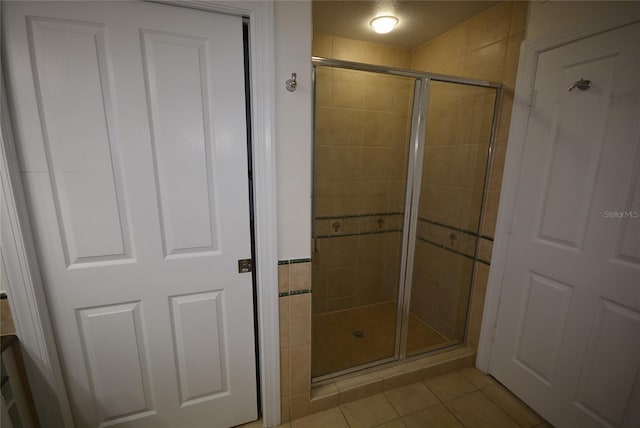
285,73,297,92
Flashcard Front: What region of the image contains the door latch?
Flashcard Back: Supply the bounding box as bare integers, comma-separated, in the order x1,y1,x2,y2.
238,259,253,273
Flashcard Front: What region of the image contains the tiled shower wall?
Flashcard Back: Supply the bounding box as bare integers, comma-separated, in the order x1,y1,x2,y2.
312,35,414,314
410,0,528,348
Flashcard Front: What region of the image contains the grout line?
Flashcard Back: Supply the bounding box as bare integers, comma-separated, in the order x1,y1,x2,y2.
338,406,352,428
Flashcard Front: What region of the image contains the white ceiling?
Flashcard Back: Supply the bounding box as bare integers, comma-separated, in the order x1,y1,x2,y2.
313,0,499,49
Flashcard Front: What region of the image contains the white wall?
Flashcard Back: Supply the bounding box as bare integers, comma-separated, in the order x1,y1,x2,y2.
526,0,635,39
274,1,313,260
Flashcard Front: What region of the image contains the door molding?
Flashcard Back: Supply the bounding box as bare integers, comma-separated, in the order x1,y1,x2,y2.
0,1,280,427
476,2,640,373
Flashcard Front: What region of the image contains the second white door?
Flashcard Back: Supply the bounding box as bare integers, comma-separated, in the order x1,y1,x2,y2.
3,1,258,427
489,21,640,428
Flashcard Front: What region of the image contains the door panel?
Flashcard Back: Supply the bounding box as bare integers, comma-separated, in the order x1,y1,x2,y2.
28,16,133,266
489,21,640,428
170,291,228,405
2,2,257,427
76,302,154,423
141,30,221,257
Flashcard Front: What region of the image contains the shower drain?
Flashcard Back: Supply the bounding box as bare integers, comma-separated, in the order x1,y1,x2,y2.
352,330,365,339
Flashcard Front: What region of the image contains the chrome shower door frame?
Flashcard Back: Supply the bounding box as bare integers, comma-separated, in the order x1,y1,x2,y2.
311,56,501,381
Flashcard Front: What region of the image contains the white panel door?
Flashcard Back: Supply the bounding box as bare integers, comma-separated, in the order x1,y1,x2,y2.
2,1,257,427
489,22,640,428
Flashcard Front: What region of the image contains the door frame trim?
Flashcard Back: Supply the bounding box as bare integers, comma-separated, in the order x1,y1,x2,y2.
476,2,640,373
0,1,281,426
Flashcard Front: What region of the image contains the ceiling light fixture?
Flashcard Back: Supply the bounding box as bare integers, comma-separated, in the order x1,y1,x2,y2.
370,15,398,34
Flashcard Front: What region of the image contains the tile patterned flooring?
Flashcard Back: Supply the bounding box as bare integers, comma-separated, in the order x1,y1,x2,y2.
240,368,552,428
312,302,456,377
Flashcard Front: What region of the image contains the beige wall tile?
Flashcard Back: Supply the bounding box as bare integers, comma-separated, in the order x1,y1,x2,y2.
503,32,525,89
488,138,508,195
312,33,333,57
463,40,508,82
326,108,365,146
280,296,290,349
338,379,384,404
311,382,339,399
279,264,290,293
281,347,291,397
467,1,512,52
496,91,514,143
472,262,490,295
510,1,529,36
481,191,500,238
290,293,311,346
290,262,311,291
414,23,468,69
382,367,424,390
332,69,366,109
333,36,367,63
365,43,398,67
466,293,484,350
1,299,16,335
290,345,311,395
290,393,340,421
411,43,433,72
422,358,465,380
281,397,291,423
363,111,395,145
477,239,493,263
315,67,332,107
398,49,412,68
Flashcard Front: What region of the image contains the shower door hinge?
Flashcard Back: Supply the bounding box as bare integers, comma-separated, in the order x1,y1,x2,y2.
527,89,536,108
238,259,253,273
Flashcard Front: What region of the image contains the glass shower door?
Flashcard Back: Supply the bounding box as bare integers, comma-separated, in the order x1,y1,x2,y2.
311,65,416,379
404,80,498,357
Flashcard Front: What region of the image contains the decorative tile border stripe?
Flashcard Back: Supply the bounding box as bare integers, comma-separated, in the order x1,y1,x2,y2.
418,217,491,240
278,258,312,265
278,289,312,298
417,236,490,265
315,212,404,220
315,212,404,238
316,229,403,239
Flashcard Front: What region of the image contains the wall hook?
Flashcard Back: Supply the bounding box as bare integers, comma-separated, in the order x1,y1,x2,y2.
568,78,591,91
285,73,297,92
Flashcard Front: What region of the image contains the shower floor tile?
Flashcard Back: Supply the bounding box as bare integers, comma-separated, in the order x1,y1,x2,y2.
312,301,454,378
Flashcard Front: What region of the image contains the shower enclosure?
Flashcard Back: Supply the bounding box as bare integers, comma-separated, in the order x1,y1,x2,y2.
311,57,500,380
